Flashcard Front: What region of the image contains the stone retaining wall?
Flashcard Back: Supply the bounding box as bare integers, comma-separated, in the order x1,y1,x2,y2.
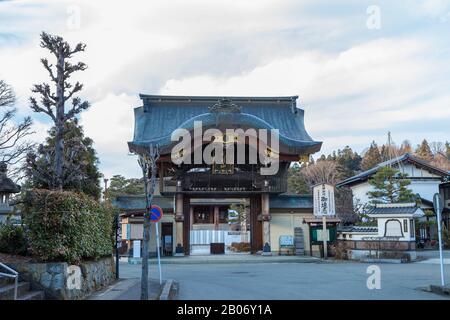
9,256,115,300
336,240,417,261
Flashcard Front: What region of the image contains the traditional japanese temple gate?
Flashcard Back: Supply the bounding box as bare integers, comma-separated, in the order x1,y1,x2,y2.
174,194,264,255
128,95,322,255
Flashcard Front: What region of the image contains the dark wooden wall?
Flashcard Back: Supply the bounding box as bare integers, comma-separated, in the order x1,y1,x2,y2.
250,195,263,253
183,195,191,255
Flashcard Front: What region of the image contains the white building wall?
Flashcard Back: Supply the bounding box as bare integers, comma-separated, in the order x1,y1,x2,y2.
409,180,440,202
350,162,442,210
377,217,415,241
351,182,373,209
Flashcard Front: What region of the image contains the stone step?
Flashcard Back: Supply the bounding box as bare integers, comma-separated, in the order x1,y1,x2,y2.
0,281,31,300
18,290,45,300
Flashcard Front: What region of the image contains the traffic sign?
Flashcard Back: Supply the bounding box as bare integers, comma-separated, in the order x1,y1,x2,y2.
148,205,163,223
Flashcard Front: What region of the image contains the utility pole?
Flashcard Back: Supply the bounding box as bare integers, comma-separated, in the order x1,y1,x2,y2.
322,215,328,259
138,145,160,300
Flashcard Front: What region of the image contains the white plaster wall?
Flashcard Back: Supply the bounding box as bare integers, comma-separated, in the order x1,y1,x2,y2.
377,217,415,241
409,180,440,202
270,213,312,253
338,232,377,241
351,182,373,209
270,214,293,252
351,178,441,209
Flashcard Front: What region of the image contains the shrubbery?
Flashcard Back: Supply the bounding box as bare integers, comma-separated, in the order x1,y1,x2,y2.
23,189,116,264
0,223,28,255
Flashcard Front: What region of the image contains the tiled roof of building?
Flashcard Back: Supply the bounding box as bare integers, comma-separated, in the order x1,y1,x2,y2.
113,193,314,212
336,153,449,188
338,226,378,233
269,194,313,209
112,195,173,212
128,95,322,155
366,203,421,215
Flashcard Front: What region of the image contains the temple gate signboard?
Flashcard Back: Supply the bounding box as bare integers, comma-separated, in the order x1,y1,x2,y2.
313,183,336,217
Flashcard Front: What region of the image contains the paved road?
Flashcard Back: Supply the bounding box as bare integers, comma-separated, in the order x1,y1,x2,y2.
118,252,450,300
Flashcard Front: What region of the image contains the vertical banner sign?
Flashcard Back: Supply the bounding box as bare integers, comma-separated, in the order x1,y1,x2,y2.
313,183,336,216
148,205,163,285
313,184,336,259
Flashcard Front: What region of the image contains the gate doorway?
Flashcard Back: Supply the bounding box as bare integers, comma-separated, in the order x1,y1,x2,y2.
161,222,173,257
187,198,255,255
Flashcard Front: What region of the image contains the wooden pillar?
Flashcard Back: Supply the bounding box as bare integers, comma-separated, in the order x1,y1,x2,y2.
183,195,191,255
190,206,194,231
214,206,219,230
261,193,271,254
250,195,263,253
174,193,184,255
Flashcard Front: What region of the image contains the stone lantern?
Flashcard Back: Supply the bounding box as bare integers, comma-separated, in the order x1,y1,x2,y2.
0,162,21,223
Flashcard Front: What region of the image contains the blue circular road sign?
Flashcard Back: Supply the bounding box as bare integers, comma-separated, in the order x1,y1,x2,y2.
147,205,163,223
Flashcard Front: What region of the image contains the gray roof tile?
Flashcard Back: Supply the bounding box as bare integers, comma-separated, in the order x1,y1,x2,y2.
128,95,322,155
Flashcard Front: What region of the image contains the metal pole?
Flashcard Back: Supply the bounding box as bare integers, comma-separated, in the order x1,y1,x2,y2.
155,221,162,285
322,215,327,259
437,209,445,286
115,212,120,280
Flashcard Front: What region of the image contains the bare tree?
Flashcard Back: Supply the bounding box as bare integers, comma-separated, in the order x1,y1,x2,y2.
29,32,90,190
138,145,160,300
335,187,358,225
0,80,34,179
302,160,338,186
430,141,445,156
431,152,450,171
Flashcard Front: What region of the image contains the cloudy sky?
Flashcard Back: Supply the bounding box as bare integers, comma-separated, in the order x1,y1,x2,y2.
0,0,449,179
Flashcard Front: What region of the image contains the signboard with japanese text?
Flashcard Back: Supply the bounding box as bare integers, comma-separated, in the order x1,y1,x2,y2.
313,183,336,217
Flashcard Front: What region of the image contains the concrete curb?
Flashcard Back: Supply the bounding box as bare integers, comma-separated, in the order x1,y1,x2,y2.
125,257,321,265
360,258,404,264
427,284,450,297
159,279,176,300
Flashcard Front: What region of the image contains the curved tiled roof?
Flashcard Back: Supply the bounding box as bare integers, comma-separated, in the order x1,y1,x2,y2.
128,95,322,155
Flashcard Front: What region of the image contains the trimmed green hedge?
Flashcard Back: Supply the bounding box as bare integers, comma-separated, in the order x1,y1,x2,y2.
0,223,28,255
23,189,116,264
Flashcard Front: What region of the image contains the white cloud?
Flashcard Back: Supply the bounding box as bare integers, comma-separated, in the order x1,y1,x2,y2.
79,93,141,178
421,0,450,16
161,37,450,131
1,0,449,178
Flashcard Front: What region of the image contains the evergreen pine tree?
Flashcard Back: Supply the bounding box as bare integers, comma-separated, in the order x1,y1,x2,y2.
106,175,144,200
26,119,102,199
287,163,310,194
29,32,90,190
336,146,362,180
367,166,416,204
